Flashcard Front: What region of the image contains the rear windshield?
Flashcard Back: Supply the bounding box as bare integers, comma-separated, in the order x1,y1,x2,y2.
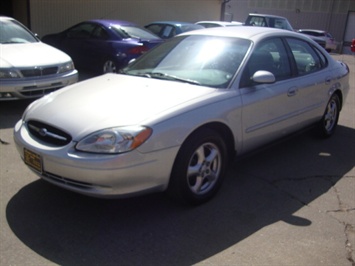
112,25,161,40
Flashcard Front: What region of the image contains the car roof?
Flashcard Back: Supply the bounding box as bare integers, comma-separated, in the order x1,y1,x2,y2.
196,21,243,26
88,19,138,27
0,16,13,21
179,25,303,42
248,13,288,19
146,21,196,26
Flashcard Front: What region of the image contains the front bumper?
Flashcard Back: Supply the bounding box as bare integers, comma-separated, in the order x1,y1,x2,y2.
0,70,78,100
13,120,178,198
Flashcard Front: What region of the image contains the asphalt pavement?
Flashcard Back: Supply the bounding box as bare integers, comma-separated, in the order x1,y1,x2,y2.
0,54,354,266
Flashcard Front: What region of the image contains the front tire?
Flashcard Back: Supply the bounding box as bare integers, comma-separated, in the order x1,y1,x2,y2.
318,93,340,137
167,128,228,205
102,59,117,74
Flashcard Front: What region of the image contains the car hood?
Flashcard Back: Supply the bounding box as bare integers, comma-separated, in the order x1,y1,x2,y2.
0,42,72,68
25,74,218,139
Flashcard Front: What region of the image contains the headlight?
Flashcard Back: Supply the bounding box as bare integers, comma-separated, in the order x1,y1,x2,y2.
76,126,152,154
58,61,75,73
0,68,21,78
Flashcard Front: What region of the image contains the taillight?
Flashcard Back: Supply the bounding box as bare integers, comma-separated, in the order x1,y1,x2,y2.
128,46,149,54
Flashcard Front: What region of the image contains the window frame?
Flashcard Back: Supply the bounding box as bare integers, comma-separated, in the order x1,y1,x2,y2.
239,37,293,87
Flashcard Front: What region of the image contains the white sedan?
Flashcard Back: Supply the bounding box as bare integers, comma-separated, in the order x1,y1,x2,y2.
0,16,78,100
196,21,243,28
14,26,350,205
297,29,338,52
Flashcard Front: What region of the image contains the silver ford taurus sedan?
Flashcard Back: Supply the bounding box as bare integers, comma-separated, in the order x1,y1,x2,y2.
14,26,350,205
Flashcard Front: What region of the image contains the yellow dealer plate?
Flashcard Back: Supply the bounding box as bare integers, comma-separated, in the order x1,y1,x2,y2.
24,148,43,173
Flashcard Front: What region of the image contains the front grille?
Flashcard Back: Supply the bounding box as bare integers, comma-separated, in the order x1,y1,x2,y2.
27,120,72,146
21,66,58,77
21,87,62,97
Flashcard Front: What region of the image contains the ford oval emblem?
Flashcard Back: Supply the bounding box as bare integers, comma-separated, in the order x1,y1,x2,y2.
39,128,48,137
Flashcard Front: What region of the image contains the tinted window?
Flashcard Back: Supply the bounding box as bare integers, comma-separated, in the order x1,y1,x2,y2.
326,33,334,39
286,38,326,75
92,26,109,40
198,23,222,28
273,19,288,30
67,23,95,38
247,17,266,27
301,31,323,37
114,25,161,40
314,46,328,66
145,24,175,39
180,25,204,32
240,38,291,87
246,16,293,31
162,26,175,38
145,24,163,35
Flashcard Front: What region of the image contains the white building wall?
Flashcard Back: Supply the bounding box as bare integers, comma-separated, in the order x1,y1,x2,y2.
28,0,221,37
12,0,354,52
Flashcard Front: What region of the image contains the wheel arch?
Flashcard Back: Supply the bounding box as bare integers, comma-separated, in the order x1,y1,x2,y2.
188,122,236,160
167,122,236,204
333,89,343,111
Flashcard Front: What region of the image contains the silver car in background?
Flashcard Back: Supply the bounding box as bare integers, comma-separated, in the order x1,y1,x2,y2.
14,26,350,205
0,16,78,100
297,29,338,52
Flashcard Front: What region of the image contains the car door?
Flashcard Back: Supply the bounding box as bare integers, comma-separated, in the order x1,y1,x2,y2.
78,24,113,68
238,37,303,152
60,22,97,67
284,37,331,124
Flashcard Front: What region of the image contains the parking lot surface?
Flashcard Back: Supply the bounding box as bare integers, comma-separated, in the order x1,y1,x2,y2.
0,54,354,266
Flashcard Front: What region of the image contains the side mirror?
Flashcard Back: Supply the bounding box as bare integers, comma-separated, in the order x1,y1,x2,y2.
252,70,276,84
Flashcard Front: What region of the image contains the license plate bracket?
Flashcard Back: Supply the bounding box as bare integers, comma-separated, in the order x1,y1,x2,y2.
24,148,43,173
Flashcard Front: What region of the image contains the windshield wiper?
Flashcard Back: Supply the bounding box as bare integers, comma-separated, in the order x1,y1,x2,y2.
150,72,200,85
119,70,151,78
120,71,200,85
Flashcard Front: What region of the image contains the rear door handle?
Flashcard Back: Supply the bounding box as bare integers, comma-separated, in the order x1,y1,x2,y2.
287,87,298,97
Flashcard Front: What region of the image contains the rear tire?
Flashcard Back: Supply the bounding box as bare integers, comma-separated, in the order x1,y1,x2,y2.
167,128,228,205
318,93,340,137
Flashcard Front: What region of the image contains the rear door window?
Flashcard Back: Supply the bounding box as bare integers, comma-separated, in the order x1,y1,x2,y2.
286,38,327,75
240,37,291,87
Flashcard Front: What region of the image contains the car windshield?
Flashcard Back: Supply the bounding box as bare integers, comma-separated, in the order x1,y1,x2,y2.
122,35,251,88
0,19,38,44
111,25,161,40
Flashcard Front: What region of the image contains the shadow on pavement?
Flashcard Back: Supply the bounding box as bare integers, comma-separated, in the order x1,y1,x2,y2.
6,125,355,265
